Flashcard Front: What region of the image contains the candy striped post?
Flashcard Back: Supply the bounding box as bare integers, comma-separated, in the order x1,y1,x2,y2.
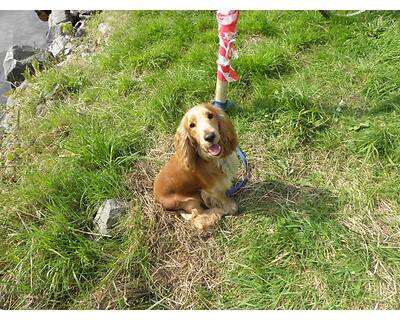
214,10,240,105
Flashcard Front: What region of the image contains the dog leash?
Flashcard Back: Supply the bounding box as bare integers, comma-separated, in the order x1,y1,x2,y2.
212,100,249,196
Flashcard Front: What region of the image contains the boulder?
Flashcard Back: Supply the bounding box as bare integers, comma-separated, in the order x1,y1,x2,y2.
48,10,73,27
3,45,48,87
47,11,79,42
93,199,130,235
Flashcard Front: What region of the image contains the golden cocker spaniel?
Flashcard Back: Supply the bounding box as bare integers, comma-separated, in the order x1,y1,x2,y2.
153,103,240,231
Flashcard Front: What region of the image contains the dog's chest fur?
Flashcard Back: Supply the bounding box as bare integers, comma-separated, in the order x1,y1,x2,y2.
200,152,239,208
216,152,240,187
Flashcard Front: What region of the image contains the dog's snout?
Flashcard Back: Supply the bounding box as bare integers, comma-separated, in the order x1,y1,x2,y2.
204,132,216,143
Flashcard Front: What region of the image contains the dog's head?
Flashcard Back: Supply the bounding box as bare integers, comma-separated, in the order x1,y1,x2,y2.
175,103,238,170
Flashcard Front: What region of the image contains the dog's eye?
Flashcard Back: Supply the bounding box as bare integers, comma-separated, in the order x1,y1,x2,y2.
207,113,214,120
189,123,196,128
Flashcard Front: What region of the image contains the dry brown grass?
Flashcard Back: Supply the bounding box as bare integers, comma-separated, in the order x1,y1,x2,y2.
125,136,227,309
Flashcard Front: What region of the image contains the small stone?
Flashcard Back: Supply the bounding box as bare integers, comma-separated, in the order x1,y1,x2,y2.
4,165,16,180
98,23,110,36
75,20,86,37
16,81,29,91
35,103,48,117
93,199,130,235
49,36,67,57
6,97,16,108
0,111,16,134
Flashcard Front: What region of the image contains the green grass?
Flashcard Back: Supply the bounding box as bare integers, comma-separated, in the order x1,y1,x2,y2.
1,10,400,309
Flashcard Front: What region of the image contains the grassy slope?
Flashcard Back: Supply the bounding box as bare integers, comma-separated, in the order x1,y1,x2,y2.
1,11,400,309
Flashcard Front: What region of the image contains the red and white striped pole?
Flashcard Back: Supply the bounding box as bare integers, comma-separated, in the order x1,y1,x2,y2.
215,10,240,105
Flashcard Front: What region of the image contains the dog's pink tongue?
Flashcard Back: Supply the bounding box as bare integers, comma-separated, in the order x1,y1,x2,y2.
208,144,221,156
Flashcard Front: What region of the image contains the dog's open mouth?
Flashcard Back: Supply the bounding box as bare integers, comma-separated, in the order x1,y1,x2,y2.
208,144,222,157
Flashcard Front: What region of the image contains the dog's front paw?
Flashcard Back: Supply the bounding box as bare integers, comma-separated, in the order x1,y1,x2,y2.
191,209,223,233
180,208,199,221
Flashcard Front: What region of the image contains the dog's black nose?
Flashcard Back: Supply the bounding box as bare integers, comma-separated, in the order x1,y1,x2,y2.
204,132,216,142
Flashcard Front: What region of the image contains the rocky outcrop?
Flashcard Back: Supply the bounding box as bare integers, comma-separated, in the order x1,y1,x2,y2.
1,10,98,95
45,10,98,57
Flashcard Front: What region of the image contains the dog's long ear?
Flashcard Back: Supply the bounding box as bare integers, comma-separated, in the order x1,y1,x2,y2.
213,105,238,156
175,116,197,171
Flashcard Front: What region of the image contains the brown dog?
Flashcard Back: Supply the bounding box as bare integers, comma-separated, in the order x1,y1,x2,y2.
153,103,240,231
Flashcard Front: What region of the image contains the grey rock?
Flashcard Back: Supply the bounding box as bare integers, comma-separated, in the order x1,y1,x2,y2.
78,11,93,21
3,45,48,87
49,36,68,57
46,24,62,43
70,10,80,17
0,96,7,106
78,10,94,20
93,199,130,235
47,11,79,42
64,41,73,56
75,20,86,37
6,97,16,107
78,10,93,15
98,23,110,36
16,81,29,91
35,103,48,117
0,111,16,134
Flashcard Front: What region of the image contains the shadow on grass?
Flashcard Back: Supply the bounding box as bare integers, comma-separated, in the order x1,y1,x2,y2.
318,94,400,119
237,178,339,223
368,95,400,116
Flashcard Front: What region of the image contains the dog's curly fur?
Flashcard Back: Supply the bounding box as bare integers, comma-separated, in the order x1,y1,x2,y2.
153,103,240,231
